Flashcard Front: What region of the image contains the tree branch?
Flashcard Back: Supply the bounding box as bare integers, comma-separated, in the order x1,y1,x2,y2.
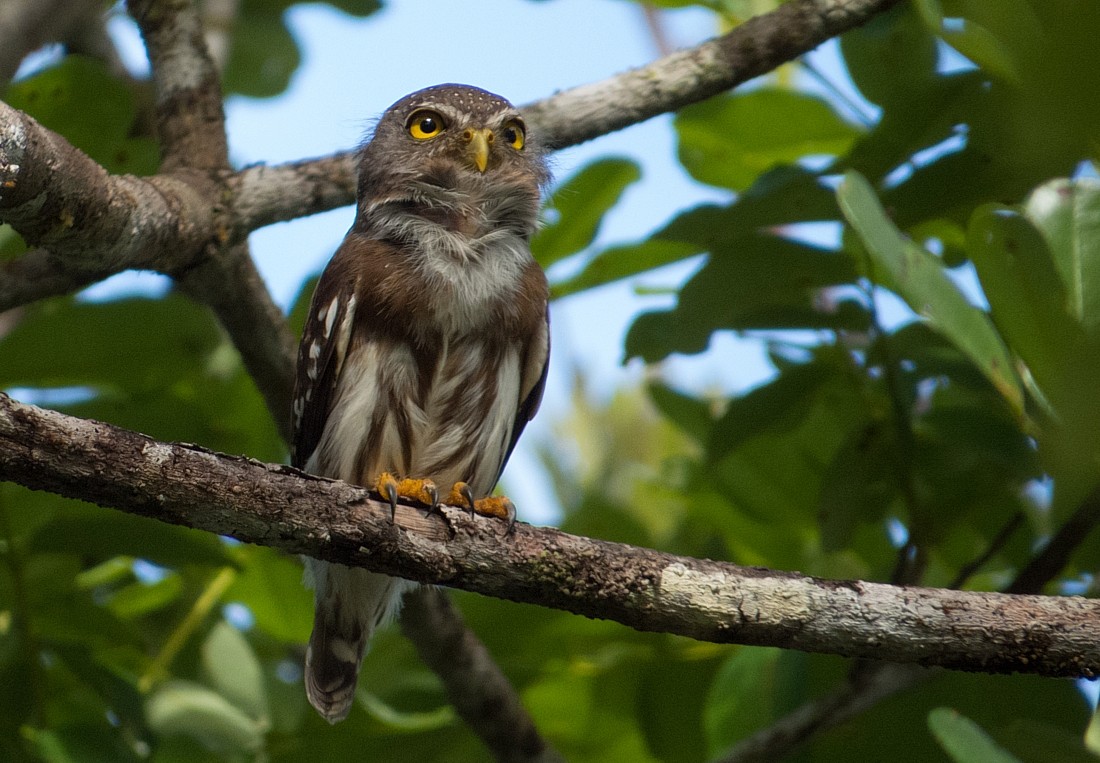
524,0,901,149
2,391,1098,679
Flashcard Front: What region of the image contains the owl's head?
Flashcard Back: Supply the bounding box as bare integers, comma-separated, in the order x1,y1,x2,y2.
355,84,550,225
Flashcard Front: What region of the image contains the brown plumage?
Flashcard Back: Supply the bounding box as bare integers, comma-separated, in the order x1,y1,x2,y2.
291,84,550,723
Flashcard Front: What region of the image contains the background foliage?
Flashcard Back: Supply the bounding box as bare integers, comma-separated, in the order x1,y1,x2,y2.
3,0,1100,761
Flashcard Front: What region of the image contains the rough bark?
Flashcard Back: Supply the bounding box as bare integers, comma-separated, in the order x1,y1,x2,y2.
2,392,1098,680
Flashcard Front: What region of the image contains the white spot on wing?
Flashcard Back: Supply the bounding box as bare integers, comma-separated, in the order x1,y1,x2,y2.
323,296,340,338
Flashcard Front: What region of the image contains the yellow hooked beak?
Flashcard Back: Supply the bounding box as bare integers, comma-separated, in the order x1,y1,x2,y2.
464,127,493,173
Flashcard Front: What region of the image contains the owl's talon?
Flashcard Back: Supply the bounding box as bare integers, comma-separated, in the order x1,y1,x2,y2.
500,498,516,534
375,472,400,521
445,482,516,530
374,473,441,519
424,482,440,512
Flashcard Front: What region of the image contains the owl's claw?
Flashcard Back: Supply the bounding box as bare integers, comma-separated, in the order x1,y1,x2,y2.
445,482,517,534
376,472,400,521
451,481,477,516
374,473,439,520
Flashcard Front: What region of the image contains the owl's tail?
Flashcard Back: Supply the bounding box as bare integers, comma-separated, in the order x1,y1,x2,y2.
302,558,414,723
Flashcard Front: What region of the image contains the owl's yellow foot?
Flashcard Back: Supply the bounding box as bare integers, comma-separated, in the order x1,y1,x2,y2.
447,481,516,533
374,472,439,520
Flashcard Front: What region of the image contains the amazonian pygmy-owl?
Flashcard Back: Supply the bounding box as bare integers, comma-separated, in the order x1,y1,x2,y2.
291,84,551,723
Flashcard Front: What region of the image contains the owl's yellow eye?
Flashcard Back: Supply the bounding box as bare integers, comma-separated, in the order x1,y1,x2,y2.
502,119,525,150
407,110,445,140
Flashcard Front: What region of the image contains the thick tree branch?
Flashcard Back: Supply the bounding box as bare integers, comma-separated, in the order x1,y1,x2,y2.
0,101,215,278
2,392,1098,679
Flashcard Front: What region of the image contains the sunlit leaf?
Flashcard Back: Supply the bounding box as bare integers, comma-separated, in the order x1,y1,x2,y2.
676,90,861,191
838,171,1023,415
1024,179,1100,335
534,157,642,268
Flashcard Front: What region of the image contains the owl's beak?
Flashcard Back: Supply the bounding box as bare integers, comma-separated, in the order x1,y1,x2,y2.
464,127,493,173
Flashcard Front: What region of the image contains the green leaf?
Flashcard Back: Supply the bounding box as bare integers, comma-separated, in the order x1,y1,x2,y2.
841,5,938,107
5,56,158,175
1024,179,1100,336
941,19,1023,85
145,680,266,754
0,295,221,391
838,170,1023,415
645,383,713,444
637,656,717,763
967,205,1080,395
1085,703,1100,756
552,239,699,299
703,648,786,755
224,546,312,643
707,362,834,463
202,621,269,722
28,507,233,569
676,90,861,191
817,422,898,551
928,707,1022,763
533,157,642,268
107,575,184,619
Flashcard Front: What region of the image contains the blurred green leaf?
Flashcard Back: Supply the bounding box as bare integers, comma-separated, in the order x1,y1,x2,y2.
703,648,787,755
928,707,1021,763
225,546,312,643
202,621,269,722
626,233,864,362
1024,179,1100,336
107,575,184,619
841,4,938,108
146,680,266,755
534,157,641,268
222,0,380,99
28,507,233,569
676,90,861,191
968,204,1082,403
5,56,158,175
817,422,898,551
839,170,1023,415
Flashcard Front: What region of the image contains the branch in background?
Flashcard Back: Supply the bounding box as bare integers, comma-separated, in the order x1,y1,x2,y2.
229,0,901,229
401,588,565,763
1007,487,1100,594
0,101,216,284
127,0,228,171
2,392,1099,679
127,0,297,439
523,0,902,149
230,154,357,234
199,0,240,73
716,663,929,763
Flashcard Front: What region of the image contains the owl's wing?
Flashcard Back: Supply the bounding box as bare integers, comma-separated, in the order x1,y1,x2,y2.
291,246,359,471
495,306,550,485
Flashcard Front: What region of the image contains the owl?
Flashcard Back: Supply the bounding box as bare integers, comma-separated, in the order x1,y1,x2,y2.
291,84,551,723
